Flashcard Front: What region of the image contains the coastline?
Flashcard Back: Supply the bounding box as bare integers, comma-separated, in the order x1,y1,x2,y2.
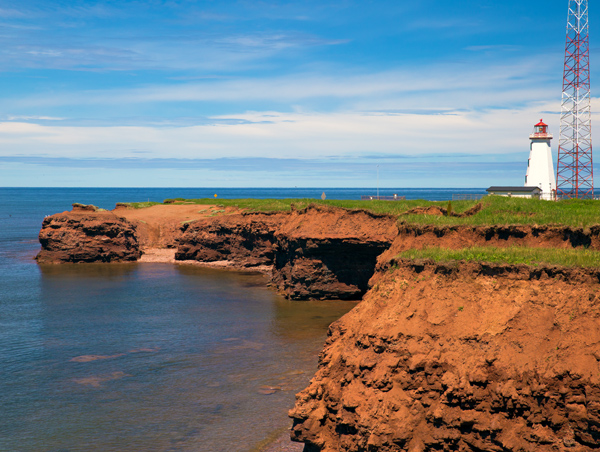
254,428,304,452
33,197,600,451
37,203,397,300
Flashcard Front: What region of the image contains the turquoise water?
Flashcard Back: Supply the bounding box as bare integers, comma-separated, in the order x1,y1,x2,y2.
0,188,478,451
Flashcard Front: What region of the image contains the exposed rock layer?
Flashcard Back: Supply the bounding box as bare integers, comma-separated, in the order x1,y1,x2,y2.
36,210,141,263
36,204,398,300
290,260,600,452
271,237,389,300
385,223,600,258
175,206,398,299
175,215,279,267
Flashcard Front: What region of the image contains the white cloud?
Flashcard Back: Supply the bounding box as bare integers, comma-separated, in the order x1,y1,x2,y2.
6,115,65,121
0,97,583,162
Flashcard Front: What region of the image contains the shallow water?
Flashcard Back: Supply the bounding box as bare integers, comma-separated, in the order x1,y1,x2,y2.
2,259,356,452
0,188,364,452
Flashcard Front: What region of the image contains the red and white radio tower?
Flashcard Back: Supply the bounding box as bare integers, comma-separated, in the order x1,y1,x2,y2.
556,0,594,199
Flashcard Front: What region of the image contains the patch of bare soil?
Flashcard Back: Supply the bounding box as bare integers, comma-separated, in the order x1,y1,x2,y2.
401,202,483,218
138,248,177,263
116,204,239,249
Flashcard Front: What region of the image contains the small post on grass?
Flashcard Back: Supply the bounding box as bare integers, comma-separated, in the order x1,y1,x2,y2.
377,165,380,200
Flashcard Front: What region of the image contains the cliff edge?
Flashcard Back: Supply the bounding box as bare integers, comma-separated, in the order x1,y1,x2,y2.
289,259,600,451
36,203,398,300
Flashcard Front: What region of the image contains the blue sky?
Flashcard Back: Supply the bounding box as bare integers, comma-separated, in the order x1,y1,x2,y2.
0,0,597,187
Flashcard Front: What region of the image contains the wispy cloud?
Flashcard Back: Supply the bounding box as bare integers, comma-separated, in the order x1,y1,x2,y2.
0,31,348,72
0,7,26,18
0,155,525,171
0,98,570,163
6,115,65,121
5,54,559,115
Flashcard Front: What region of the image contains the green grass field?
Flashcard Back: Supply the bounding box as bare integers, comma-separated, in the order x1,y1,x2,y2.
123,195,600,228
396,246,600,269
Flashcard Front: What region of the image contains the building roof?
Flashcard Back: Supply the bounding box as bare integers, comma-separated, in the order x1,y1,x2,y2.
486,186,542,193
535,119,547,127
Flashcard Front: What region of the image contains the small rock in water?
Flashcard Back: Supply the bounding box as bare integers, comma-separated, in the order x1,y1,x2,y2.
72,371,131,388
129,347,159,353
70,353,125,362
258,385,282,395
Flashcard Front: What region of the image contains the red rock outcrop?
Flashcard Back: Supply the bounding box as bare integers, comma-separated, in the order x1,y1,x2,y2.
271,206,397,300
176,205,399,300
36,208,141,263
290,259,600,451
36,204,398,300
175,214,280,267
36,201,600,450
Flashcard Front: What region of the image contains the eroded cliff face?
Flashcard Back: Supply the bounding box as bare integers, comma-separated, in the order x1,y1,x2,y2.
36,202,600,450
175,206,398,299
175,215,280,267
36,204,398,300
384,223,600,259
290,260,600,452
36,208,141,263
271,237,389,300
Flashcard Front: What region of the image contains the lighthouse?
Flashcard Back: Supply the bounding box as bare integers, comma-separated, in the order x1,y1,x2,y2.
525,119,556,200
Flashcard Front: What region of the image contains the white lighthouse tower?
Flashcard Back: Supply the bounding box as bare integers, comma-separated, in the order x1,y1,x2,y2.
525,119,556,200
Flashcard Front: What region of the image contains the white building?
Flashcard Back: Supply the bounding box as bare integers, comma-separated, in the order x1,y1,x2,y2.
486,186,542,198
525,119,556,200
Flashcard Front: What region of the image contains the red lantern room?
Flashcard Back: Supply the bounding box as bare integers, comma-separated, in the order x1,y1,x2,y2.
530,119,553,140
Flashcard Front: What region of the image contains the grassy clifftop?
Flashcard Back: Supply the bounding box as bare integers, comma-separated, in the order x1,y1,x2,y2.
124,196,600,228
115,195,600,268
396,246,600,269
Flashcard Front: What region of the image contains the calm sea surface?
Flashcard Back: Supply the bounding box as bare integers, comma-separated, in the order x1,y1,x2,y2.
0,188,483,452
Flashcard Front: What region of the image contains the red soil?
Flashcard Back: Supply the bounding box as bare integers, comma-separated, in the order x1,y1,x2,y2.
290,260,600,451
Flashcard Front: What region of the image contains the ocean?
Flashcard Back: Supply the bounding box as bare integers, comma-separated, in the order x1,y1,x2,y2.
0,187,484,452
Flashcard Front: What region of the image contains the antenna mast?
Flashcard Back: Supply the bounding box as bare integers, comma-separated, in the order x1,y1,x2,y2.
556,0,594,199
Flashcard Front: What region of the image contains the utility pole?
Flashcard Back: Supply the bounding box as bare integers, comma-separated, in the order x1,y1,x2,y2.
377,165,379,200
556,0,594,199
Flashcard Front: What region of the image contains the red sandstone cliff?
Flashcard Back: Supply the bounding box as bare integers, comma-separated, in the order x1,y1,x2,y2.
289,259,600,451
36,204,398,300
175,205,398,299
36,205,141,263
